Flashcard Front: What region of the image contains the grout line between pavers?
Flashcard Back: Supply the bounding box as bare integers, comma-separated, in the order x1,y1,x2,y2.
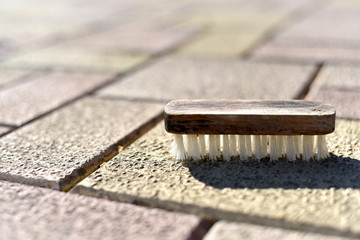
63,111,164,192
241,1,332,61
187,219,214,240
296,62,324,99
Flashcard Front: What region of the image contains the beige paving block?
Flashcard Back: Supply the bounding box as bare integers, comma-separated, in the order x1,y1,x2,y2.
0,69,32,88
1,180,205,240
0,71,114,126
315,64,360,90
204,221,353,240
177,33,260,57
73,119,360,238
0,97,163,190
97,58,316,101
0,47,149,73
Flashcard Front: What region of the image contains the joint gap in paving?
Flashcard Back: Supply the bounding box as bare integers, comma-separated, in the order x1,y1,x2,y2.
296,62,324,100
63,111,164,192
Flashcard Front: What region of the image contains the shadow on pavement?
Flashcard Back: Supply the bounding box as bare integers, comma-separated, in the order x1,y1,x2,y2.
183,154,360,189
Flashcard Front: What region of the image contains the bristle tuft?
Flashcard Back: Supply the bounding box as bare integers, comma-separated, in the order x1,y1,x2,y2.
253,135,261,161
198,135,206,156
286,136,296,161
172,134,186,160
215,135,221,158
260,135,268,159
208,135,217,161
302,135,314,161
316,135,329,160
187,135,200,160
269,135,278,161
229,135,237,157
222,135,231,161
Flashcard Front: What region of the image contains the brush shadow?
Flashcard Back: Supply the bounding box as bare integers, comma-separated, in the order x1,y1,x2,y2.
183,154,360,189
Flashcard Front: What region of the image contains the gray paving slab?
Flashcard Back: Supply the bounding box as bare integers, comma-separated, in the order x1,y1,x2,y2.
204,221,353,240
0,71,114,126
66,23,200,54
0,97,163,190
97,58,316,101
0,180,205,240
73,119,360,238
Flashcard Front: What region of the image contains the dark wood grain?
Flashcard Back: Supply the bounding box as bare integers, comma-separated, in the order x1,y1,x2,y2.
164,100,336,135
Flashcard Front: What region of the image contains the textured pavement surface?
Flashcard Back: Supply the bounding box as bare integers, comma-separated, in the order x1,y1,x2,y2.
1,0,360,239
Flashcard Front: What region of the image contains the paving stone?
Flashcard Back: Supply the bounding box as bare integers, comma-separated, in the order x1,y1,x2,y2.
73,119,360,238
0,47,149,73
306,88,360,120
0,97,163,190
0,180,204,240
0,126,11,136
204,221,353,240
66,23,200,55
0,69,33,88
176,33,261,57
0,72,115,126
251,45,360,63
305,65,360,120
314,65,360,91
97,58,316,101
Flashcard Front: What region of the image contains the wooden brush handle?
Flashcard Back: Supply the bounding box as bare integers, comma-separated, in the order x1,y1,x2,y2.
164,100,336,135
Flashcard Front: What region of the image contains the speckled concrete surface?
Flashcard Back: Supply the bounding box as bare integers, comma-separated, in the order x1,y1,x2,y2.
204,221,353,240
0,180,204,240
73,119,360,238
0,47,149,73
0,97,163,190
0,71,114,126
97,58,316,101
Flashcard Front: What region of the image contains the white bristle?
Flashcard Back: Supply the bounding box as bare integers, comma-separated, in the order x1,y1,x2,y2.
245,135,252,157
260,135,268,158
253,135,261,161
286,136,296,161
208,135,217,161
238,135,246,160
302,135,314,161
171,134,186,160
187,135,200,160
276,135,284,158
316,135,329,161
229,135,237,156
269,135,278,161
294,135,302,158
222,135,231,161
215,135,221,158
198,135,206,156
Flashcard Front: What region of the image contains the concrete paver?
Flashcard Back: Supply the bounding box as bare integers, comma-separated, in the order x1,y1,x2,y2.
0,126,11,136
73,119,360,238
97,58,316,102
306,65,360,120
67,23,200,55
0,97,163,190
0,69,33,88
0,47,149,73
0,72,114,126
204,221,353,240
1,180,204,240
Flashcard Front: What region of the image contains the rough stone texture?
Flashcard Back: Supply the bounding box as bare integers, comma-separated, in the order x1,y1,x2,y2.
0,69,33,88
67,23,200,55
73,119,360,238
0,47,149,73
97,58,316,102
0,71,114,126
0,97,163,190
0,180,203,240
204,221,353,240
306,65,360,120
0,126,11,136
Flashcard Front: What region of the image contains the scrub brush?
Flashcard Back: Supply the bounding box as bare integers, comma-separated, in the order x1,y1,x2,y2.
164,99,335,162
